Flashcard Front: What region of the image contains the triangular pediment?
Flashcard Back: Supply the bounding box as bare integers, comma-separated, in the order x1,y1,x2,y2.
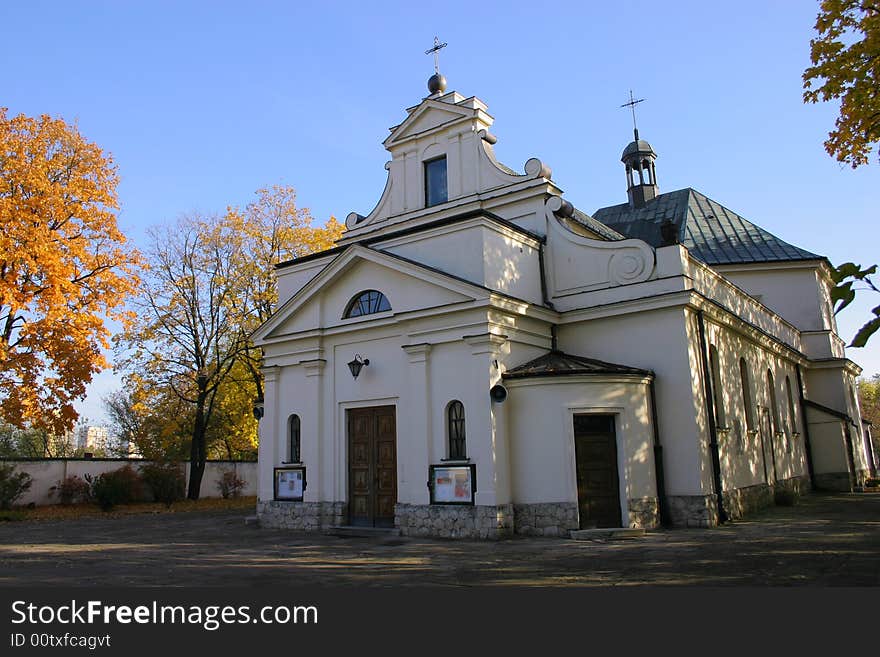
254,245,485,343
384,100,476,147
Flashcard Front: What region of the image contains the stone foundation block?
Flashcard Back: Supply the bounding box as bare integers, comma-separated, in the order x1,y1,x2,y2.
627,497,660,529
257,501,346,530
722,483,772,520
395,503,514,540
513,502,579,537
668,494,719,528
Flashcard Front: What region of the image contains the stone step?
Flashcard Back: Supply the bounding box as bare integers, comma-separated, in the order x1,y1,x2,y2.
569,527,646,541
324,525,400,539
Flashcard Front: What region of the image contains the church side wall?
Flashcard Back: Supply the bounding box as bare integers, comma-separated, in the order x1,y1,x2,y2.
803,366,871,487
701,313,812,516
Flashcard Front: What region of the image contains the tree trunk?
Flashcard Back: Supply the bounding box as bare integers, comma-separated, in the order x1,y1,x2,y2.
187,394,208,500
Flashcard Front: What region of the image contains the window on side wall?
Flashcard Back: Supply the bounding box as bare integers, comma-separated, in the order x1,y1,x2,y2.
447,400,466,460
739,358,756,432
424,156,448,207
709,345,726,428
288,415,301,463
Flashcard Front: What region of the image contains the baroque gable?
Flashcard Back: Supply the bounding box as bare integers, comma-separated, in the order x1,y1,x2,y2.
341,91,557,241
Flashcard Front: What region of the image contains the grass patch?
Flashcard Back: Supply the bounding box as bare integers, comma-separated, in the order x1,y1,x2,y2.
9,496,256,522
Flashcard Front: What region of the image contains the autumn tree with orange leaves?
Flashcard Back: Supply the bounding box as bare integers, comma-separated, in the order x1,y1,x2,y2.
0,109,140,434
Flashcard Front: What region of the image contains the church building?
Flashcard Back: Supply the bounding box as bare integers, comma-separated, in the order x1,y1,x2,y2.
252,66,875,538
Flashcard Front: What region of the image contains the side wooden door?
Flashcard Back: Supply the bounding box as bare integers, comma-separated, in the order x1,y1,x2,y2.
573,414,621,529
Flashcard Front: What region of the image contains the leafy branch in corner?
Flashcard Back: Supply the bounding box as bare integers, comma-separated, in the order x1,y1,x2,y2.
831,261,880,347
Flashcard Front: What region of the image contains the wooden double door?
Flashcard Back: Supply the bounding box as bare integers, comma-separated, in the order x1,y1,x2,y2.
347,406,397,527
573,414,622,529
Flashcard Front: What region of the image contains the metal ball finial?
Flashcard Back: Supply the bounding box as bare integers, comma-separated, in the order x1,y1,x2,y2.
427,73,447,95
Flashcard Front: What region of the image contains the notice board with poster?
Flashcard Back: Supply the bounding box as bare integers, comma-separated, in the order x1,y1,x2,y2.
274,466,306,501
428,464,476,505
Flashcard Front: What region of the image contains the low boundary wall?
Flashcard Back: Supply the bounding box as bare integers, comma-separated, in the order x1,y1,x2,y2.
0,458,257,506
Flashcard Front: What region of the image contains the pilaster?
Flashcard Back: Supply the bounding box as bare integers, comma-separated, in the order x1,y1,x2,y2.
301,358,326,502
402,343,433,503
463,333,511,506
258,366,280,501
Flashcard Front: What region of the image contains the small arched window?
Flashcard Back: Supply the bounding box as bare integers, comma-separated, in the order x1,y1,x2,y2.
288,414,301,463
740,358,755,432
343,290,391,319
447,401,466,460
709,345,726,428
785,376,798,435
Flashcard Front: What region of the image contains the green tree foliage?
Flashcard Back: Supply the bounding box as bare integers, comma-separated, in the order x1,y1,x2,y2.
803,1,880,167
857,374,880,465
0,462,32,510
831,262,880,347
0,419,76,458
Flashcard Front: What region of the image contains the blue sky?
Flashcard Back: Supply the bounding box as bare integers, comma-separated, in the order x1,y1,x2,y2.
3,1,878,425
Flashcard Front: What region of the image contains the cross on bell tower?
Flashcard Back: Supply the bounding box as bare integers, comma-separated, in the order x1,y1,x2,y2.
425,36,448,95
619,90,658,209
621,90,646,141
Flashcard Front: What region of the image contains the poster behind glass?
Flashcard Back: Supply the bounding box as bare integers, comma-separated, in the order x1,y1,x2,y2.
429,464,475,505
274,467,305,501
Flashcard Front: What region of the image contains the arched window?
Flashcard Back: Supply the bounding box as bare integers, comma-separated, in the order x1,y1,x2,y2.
785,376,798,435
739,358,755,432
767,370,781,434
709,345,726,428
447,401,466,460
343,290,391,319
288,414,301,463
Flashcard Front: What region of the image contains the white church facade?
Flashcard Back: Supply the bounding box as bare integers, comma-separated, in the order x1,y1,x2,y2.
253,73,875,539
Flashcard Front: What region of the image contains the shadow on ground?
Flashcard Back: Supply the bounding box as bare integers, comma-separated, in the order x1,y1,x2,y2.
0,493,877,586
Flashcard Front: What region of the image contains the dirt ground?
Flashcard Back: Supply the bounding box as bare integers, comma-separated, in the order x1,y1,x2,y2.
0,492,877,587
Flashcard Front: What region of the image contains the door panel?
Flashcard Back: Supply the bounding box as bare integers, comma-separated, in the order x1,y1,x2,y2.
574,414,621,529
347,406,397,527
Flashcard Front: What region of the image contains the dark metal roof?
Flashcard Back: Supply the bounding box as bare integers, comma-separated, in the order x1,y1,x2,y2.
622,138,656,160
503,350,652,380
571,207,626,241
592,187,822,266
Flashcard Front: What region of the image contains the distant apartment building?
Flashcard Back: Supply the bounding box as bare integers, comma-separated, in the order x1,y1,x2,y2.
76,425,109,453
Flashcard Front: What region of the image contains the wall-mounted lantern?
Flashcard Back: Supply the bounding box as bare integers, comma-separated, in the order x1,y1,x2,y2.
347,354,370,380
252,396,264,420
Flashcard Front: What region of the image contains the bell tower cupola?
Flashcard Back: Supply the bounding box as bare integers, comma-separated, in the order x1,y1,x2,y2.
620,91,658,208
